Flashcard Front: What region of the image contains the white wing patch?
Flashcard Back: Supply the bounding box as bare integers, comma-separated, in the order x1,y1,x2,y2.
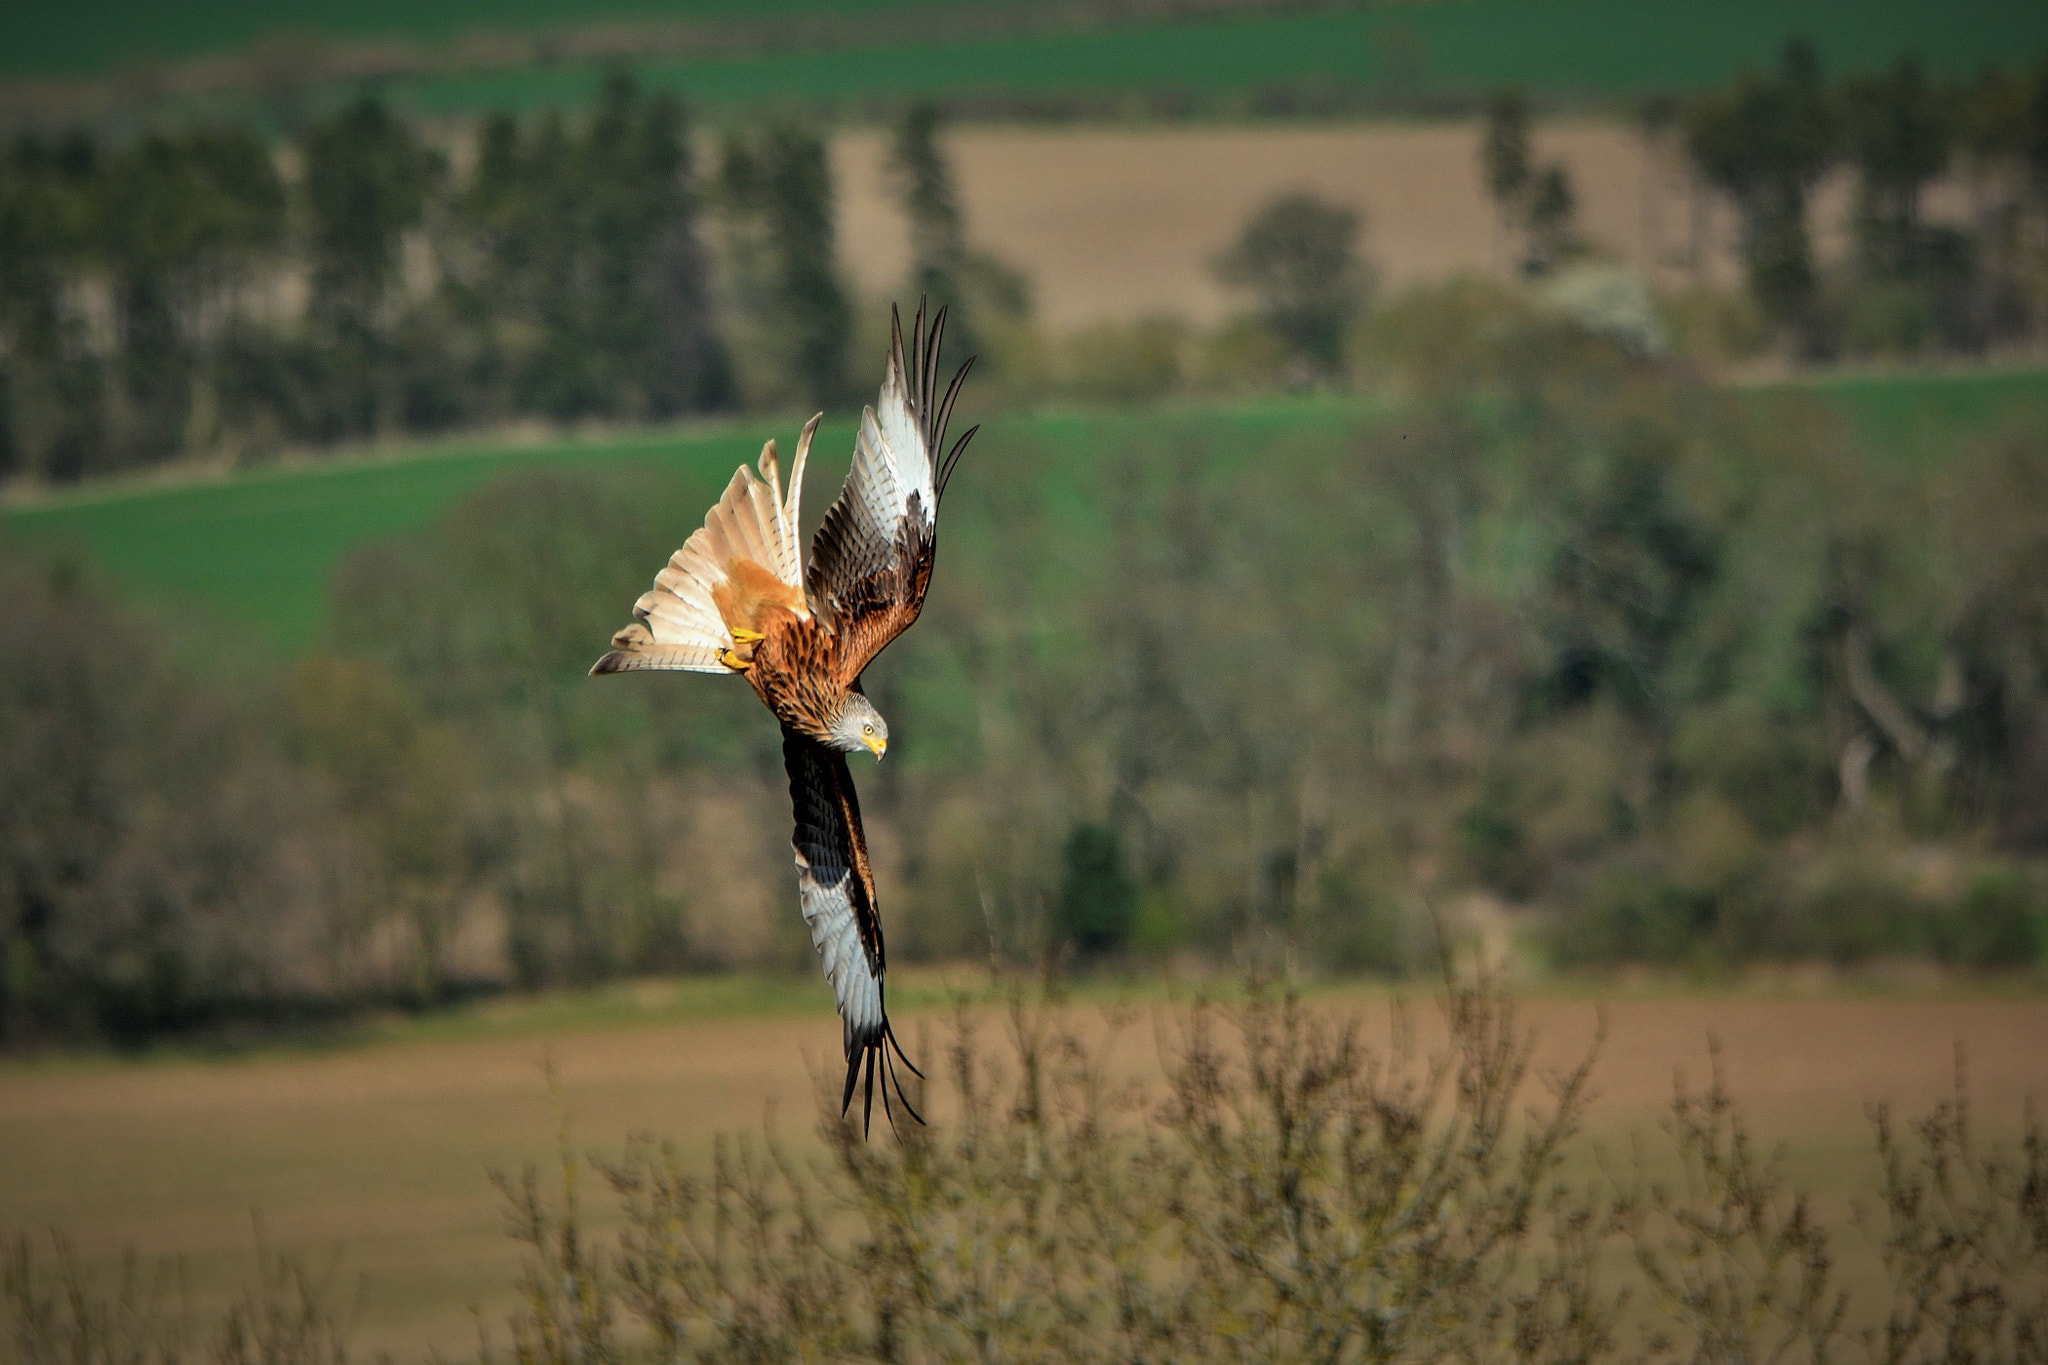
871,342,936,519
795,844,885,1050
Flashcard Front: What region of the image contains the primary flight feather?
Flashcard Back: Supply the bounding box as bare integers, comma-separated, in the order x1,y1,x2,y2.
591,301,976,1135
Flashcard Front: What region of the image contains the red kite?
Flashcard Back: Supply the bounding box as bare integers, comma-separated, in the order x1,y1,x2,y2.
592,303,975,1132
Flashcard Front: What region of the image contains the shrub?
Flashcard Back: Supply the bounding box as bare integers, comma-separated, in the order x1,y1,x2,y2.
1937,867,2044,969
502,985,1612,1364
11,984,2048,1363
2,1233,359,1365
486,983,2048,1364
1212,192,1373,379
1053,822,1138,956
1552,860,1718,968
1056,317,1186,402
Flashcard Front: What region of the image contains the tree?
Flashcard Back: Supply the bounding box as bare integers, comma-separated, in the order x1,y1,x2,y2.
1841,57,1953,279
302,97,429,435
2029,55,2048,200
634,95,734,418
303,98,426,333
1213,192,1370,378
100,129,284,467
1481,89,1532,255
465,76,732,422
719,124,851,407
1055,822,1137,955
1685,40,1838,356
0,133,103,481
1525,163,1581,276
890,102,968,332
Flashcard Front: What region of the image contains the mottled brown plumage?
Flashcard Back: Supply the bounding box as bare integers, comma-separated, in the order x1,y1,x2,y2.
591,301,976,1134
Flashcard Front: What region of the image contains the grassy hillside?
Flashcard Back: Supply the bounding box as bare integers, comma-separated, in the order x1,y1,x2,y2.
402,0,2048,116
3,372,2043,653
1770,366,2048,464
0,0,977,80
8,0,2043,111
0,396,1364,651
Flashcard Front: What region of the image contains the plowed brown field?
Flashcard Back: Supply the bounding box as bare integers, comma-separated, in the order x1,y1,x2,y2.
831,121,1935,331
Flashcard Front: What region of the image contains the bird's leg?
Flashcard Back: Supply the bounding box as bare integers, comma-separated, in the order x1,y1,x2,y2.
718,626,765,672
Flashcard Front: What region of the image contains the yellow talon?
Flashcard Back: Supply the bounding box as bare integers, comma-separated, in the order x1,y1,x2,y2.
717,648,753,672
730,628,766,644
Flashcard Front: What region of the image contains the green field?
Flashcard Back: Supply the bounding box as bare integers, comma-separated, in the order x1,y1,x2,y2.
1763,365,2048,463
4,371,2043,654
405,0,2048,116
0,396,1368,651
6,0,2044,113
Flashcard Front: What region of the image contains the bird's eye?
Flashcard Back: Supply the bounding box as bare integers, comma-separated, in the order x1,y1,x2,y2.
863,723,874,735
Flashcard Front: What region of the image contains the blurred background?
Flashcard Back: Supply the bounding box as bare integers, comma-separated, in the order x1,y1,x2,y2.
2,0,2047,1357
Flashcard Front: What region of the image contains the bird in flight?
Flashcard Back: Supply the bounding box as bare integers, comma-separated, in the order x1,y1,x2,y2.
591,302,975,1134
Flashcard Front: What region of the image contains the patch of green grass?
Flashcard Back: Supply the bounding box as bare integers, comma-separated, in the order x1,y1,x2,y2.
0,395,1369,652
0,0,983,81
0,424,766,653
1753,365,2048,464
2,370,2037,654
396,0,2048,117
8,0,2043,108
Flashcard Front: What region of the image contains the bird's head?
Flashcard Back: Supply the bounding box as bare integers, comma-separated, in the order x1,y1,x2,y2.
829,693,889,761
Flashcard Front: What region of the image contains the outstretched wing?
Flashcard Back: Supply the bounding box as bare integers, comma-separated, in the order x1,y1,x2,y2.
591,420,817,676
805,300,977,683
781,725,922,1134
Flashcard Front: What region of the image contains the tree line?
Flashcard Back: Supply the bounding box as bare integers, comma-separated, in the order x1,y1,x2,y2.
10,47,2048,488
0,77,1010,485
1481,44,2048,360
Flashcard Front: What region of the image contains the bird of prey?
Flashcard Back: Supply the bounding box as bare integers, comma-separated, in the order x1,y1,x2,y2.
591,302,975,1133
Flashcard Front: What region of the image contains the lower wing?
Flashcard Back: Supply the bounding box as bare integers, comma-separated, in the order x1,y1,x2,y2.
780,725,922,1134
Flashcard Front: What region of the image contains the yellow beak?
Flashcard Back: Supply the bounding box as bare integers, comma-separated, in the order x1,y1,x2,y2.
863,734,887,761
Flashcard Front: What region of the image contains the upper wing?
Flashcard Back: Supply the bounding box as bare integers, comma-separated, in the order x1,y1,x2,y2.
804,300,977,682
591,419,818,676
782,725,921,1135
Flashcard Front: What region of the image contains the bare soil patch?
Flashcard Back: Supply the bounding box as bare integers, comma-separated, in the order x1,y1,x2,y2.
833,120,1937,331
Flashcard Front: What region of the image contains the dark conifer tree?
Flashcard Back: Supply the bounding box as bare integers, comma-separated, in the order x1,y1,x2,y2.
101,128,283,468
1842,57,1952,279
722,124,850,408
303,97,429,436
1685,39,1838,357
0,134,103,481
890,102,972,348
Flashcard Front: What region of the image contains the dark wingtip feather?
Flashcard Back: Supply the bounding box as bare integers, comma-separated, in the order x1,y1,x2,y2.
925,306,949,415
886,1020,926,1080
589,652,626,677
889,302,907,391
937,422,978,503
840,1021,926,1139
863,1048,878,1138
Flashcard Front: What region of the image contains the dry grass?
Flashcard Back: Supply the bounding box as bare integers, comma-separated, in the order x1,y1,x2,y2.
832,119,1959,330
1,984,2043,1358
